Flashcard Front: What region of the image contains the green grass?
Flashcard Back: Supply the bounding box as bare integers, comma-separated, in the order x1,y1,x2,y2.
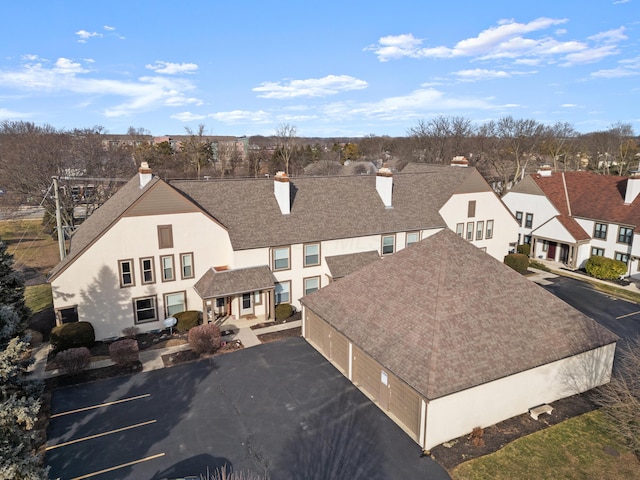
24,284,53,315
452,410,640,480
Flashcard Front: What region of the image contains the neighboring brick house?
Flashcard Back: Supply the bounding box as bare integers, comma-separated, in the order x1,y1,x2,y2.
502,167,640,278
49,161,518,340
301,229,618,451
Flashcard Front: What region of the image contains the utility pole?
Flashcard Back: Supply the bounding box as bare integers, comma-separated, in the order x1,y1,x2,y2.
52,176,65,261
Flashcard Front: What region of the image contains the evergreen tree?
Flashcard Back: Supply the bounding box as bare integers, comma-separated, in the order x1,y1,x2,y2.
0,238,29,322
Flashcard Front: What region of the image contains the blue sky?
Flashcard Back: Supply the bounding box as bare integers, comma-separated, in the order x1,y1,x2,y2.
0,1,638,137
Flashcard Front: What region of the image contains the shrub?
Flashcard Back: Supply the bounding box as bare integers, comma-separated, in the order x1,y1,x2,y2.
585,255,627,280
55,347,90,375
109,338,139,366
470,426,485,447
516,243,531,256
24,328,43,347
174,310,200,333
275,303,293,320
50,321,95,351
122,326,139,338
188,323,222,355
504,253,529,274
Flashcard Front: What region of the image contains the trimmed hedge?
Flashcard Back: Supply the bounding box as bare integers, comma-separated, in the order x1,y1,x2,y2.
504,253,529,274
585,255,627,280
109,338,140,366
275,303,293,320
50,321,95,351
188,323,222,355
174,310,200,333
55,347,90,375
516,243,531,256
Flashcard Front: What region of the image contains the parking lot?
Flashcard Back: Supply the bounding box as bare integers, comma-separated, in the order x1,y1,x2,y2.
46,337,449,480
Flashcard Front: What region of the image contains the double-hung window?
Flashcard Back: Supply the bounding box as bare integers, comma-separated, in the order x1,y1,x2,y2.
272,247,290,271
591,247,605,257
140,257,155,284
618,227,633,245
164,292,186,317
515,211,523,227
456,223,464,237
119,259,135,287
466,222,474,241
304,276,320,296
594,223,607,240
180,253,194,279
275,281,291,304
615,252,630,264
382,235,395,255
486,220,494,239
303,243,320,267
525,213,534,229
161,255,175,282
476,221,484,241
406,232,420,247
134,296,157,323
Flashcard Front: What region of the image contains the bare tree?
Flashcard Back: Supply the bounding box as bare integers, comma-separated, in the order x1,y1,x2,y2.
275,124,297,175
407,116,474,164
496,116,545,182
540,122,577,172
183,125,213,179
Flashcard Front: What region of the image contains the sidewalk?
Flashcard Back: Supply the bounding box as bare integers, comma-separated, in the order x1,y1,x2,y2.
29,319,302,380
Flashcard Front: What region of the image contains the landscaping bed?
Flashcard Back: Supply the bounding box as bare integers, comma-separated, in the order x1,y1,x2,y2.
250,310,302,330
257,326,302,343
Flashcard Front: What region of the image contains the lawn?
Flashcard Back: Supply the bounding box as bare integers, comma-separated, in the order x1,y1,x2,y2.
451,410,640,480
24,284,53,315
0,218,60,273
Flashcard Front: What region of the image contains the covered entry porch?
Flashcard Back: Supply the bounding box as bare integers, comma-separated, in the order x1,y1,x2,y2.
530,215,591,270
193,265,277,324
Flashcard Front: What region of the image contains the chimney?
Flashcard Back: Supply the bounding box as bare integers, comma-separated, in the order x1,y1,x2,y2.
376,165,393,208
274,171,291,215
451,156,469,167
625,170,640,205
139,162,152,188
537,164,553,177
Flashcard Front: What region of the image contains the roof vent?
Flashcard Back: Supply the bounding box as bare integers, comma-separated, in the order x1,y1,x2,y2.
139,162,152,188
274,171,291,215
376,165,393,208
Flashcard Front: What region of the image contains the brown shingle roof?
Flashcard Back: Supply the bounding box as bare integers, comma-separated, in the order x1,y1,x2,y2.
301,229,618,400
325,250,380,279
530,171,640,227
193,265,276,298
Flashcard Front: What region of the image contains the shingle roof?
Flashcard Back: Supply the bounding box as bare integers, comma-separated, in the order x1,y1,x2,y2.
325,250,380,279
170,166,477,250
528,171,640,227
193,265,276,298
301,229,618,400
49,175,161,279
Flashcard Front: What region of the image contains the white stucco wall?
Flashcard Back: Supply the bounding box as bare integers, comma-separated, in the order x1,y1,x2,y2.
439,191,519,260
423,343,616,450
502,191,559,245
51,212,234,340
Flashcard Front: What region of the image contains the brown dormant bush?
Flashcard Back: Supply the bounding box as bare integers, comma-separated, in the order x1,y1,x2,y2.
108,338,139,366
55,347,90,375
188,323,222,356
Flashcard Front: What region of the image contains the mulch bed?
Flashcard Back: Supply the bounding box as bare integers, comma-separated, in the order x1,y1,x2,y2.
161,338,244,367
250,311,302,330
429,391,598,471
257,327,302,343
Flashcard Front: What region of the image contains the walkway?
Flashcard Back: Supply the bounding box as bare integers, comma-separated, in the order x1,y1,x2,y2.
29,319,302,380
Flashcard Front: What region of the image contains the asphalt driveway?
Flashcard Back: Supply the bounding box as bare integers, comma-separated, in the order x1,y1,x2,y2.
46,337,450,480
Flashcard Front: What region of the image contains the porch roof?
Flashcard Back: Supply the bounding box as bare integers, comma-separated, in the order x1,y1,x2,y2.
325,250,380,280
193,265,276,298
533,214,590,243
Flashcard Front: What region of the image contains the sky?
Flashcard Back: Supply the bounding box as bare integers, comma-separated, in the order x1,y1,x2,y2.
0,1,638,138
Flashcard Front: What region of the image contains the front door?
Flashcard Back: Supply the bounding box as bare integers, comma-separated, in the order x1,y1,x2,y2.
240,292,253,316
547,242,557,260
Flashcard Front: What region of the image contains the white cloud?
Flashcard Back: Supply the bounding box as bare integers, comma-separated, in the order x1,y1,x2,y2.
591,55,640,77
253,75,368,99
75,30,102,43
103,25,115,31
0,107,30,119
146,61,199,75
207,110,271,123
171,111,207,122
454,69,512,81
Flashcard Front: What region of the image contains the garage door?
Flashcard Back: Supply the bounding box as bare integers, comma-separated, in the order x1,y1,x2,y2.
307,311,329,355
388,375,421,442
352,345,381,401
306,312,349,375
328,325,349,374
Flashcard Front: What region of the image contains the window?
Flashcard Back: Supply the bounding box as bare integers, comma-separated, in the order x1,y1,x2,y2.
304,243,320,267
140,257,155,284
118,259,135,287
591,247,605,257
466,222,474,241
525,213,534,229
242,293,252,310
456,223,464,237
476,221,484,241
180,253,194,279
160,255,175,282
216,298,225,308
253,291,262,305
542,241,549,252
134,296,157,323
304,276,320,296
468,200,476,218
275,281,291,304
515,211,523,227
524,235,531,245
615,252,630,264
382,235,395,255
618,227,633,245
406,232,420,247
272,246,290,271
594,223,608,240
164,292,186,317
486,220,494,239
157,225,173,249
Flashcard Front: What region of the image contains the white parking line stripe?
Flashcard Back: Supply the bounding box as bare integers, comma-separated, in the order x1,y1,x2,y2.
69,452,165,480
616,311,640,320
45,419,156,451
50,394,151,418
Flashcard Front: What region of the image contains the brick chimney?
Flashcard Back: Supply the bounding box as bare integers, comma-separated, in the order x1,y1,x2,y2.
625,170,640,205
376,165,393,208
274,171,291,215
139,162,152,188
